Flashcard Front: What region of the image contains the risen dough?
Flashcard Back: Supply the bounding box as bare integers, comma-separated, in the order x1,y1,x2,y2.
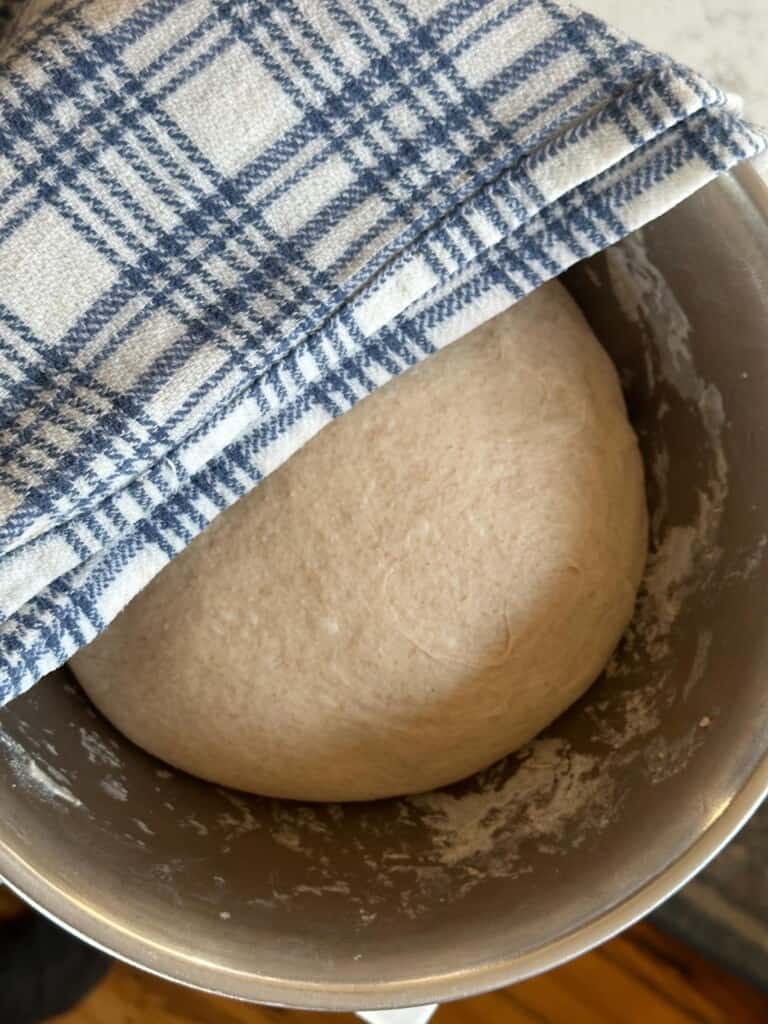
71,281,647,802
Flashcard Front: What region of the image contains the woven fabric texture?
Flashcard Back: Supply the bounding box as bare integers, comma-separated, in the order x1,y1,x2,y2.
0,0,764,702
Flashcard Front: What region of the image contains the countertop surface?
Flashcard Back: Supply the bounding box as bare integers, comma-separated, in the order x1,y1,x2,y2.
583,0,768,181
582,0,768,130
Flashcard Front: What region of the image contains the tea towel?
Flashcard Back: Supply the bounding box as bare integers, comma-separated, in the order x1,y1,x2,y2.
0,0,764,703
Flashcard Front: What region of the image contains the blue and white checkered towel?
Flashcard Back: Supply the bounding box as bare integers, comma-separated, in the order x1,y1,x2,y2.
0,0,764,704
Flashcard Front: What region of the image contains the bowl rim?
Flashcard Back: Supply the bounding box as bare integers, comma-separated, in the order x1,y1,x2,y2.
2,742,767,1011
2,162,768,1013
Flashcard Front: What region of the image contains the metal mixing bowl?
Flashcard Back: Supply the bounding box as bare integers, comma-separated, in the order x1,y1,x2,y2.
1,164,768,1013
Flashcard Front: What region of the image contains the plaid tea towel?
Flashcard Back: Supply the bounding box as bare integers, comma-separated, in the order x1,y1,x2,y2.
0,0,764,704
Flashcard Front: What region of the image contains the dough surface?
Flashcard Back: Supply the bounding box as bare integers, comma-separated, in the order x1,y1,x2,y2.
71,281,647,802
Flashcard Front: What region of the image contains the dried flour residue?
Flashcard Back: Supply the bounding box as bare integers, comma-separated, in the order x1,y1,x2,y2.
0,727,81,808
392,231,724,889
410,739,617,869
100,775,128,801
606,232,727,666
79,727,122,769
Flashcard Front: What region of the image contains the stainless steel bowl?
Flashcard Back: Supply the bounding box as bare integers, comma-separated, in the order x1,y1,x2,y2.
1,164,768,1013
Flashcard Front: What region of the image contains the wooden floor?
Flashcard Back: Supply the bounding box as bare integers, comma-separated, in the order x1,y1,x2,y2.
3,888,768,1023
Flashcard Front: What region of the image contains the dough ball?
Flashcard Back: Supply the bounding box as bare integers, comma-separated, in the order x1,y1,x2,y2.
70,281,647,802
